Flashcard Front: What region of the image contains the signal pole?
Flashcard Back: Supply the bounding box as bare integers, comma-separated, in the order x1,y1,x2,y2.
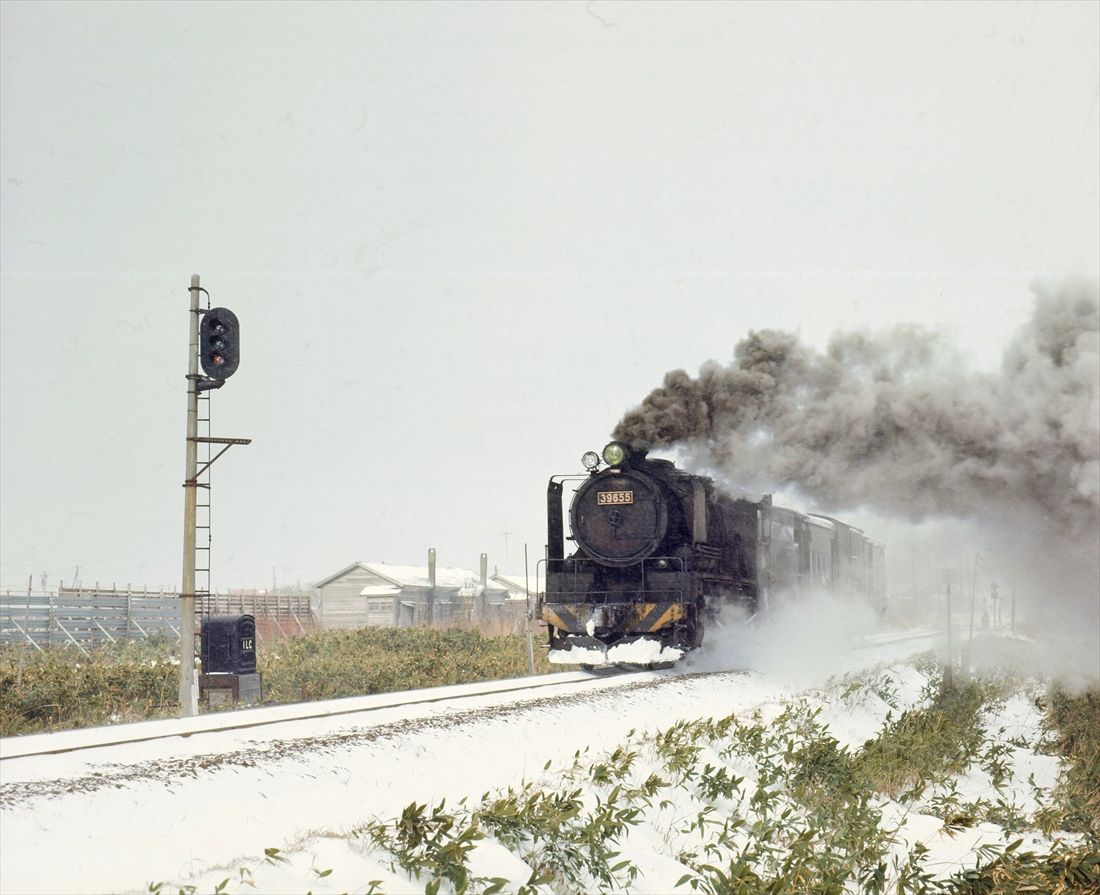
179,275,246,717
180,274,201,716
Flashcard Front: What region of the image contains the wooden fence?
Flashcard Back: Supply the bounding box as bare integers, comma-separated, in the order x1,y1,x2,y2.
196,591,312,619
0,587,315,651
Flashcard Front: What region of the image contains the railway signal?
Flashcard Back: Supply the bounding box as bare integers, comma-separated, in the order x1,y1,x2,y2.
181,277,250,717
199,307,240,380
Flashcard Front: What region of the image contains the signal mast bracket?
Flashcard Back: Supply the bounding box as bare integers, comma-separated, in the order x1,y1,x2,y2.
184,436,252,485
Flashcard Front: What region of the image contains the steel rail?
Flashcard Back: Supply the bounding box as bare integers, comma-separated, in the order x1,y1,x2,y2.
0,626,954,763
0,668,641,762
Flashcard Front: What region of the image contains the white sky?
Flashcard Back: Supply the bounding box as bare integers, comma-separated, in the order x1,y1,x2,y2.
1,1,1097,591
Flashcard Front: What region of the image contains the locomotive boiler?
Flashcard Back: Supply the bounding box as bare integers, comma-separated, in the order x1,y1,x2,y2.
538,442,886,665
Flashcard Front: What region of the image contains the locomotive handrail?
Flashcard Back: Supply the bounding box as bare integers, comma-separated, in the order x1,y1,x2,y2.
539,556,677,576
547,474,593,562
539,589,685,605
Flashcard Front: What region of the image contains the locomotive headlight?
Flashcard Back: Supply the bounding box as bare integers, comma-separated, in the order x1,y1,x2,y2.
581,451,600,471
602,441,627,467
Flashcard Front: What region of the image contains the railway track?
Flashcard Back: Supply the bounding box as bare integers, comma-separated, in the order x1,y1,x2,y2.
0,666,643,762
0,623,949,763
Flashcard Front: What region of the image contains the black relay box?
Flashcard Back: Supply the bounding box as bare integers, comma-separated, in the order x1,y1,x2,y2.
200,614,257,674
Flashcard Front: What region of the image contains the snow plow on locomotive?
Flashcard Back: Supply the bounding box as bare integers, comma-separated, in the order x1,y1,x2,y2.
538,442,886,666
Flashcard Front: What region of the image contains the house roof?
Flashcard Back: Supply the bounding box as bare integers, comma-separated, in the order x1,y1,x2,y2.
490,573,538,598
360,584,402,598
314,561,508,597
312,562,373,590
364,564,484,590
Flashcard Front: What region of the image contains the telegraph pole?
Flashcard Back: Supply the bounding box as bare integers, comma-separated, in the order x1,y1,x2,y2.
180,274,202,716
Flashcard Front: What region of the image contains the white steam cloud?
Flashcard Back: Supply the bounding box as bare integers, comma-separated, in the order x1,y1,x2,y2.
686,593,885,688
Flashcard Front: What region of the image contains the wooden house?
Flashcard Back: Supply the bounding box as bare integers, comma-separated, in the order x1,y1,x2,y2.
311,562,510,630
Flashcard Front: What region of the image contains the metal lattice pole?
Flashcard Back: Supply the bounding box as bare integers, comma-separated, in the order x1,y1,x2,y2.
180,274,201,716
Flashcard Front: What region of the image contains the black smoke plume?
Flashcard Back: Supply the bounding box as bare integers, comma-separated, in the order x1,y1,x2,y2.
615,280,1099,545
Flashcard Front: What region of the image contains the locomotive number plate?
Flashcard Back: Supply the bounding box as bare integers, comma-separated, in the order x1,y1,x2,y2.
598,490,634,505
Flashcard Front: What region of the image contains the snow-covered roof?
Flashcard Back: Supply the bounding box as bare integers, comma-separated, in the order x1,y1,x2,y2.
490,573,538,597
361,564,509,598
315,561,509,597
808,513,864,536
366,564,477,589
359,584,402,598
312,562,372,590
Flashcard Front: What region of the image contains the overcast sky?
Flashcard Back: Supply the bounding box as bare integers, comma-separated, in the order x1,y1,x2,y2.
1,1,1097,592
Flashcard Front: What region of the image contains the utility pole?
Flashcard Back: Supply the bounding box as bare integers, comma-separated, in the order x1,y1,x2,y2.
180,274,201,716
179,275,247,717
524,543,535,675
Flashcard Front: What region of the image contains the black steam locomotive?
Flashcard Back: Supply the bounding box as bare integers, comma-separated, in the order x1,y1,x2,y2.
538,442,886,665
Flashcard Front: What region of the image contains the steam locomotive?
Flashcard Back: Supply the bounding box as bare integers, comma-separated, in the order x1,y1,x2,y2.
538,442,886,665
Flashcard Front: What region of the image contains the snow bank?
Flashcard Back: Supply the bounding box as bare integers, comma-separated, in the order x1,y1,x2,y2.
548,638,684,666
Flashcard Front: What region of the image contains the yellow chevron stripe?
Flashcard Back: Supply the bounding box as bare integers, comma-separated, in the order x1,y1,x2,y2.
542,608,571,630
631,603,686,631
649,606,679,631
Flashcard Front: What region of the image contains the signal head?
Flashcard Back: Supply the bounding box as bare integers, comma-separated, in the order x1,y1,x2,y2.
199,307,240,380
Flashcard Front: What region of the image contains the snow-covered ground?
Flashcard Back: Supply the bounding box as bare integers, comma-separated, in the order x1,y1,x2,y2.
0,623,1081,894
0,668,773,893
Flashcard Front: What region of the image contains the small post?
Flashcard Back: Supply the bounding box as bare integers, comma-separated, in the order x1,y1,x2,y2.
478,553,488,625
945,576,954,687
426,548,436,626
524,544,535,675
17,578,32,685
967,554,977,646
